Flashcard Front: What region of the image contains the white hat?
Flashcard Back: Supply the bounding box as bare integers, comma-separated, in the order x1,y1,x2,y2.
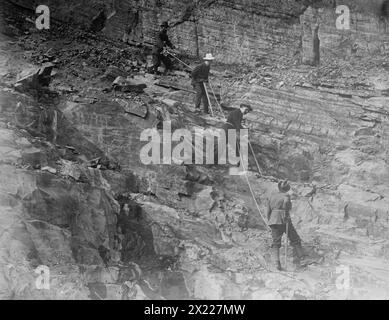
203,53,215,61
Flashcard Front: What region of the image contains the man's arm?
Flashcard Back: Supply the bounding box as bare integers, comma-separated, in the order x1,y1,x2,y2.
165,36,174,49
191,65,205,82
191,65,200,80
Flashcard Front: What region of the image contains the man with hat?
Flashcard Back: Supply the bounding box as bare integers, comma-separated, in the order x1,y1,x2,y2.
152,21,175,74
266,180,314,270
225,103,253,133
216,103,252,166
191,53,215,114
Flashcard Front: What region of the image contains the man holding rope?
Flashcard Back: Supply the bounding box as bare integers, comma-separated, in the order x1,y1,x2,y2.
152,21,175,75
216,103,252,167
266,180,316,271
191,53,215,114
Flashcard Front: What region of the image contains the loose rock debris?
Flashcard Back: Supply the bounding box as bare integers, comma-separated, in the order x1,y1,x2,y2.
1,0,389,301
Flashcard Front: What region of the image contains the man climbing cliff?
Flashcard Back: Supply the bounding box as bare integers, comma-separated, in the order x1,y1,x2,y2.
215,103,252,166
191,53,215,114
152,21,175,74
224,103,252,134
266,180,317,270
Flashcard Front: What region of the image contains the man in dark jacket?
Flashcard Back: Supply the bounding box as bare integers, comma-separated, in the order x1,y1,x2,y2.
191,53,215,113
217,103,252,165
152,21,175,74
224,103,252,132
266,180,315,270
214,103,253,169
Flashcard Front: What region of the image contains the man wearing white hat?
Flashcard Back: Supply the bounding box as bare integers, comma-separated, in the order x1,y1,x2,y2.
266,180,318,271
191,53,215,114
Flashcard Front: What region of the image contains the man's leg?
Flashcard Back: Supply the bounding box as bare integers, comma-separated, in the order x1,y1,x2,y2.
286,220,302,248
235,134,242,167
201,83,209,114
215,126,229,165
270,225,284,271
225,129,241,168
286,220,303,264
193,83,203,110
271,225,284,249
162,55,173,71
153,54,162,73
286,220,317,266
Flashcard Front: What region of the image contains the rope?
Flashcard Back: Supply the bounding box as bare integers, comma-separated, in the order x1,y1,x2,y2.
209,80,263,177
163,48,215,118
163,48,192,69
203,84,215,117
209,81,225,115
285,220,289,269
157,52,269,230
236,142,271,231
203,80,269,229
248,140,263,176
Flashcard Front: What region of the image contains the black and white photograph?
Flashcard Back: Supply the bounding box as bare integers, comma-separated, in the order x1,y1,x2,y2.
0,0,389,304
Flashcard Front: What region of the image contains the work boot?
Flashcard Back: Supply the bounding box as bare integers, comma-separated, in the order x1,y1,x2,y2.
293,244,318,267
270,247,282,271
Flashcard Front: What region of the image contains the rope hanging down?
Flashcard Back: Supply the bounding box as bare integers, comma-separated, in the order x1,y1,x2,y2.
161,50,269,229
163,48,192,69
203,84,215,117
207,81,269,230
236,142,270,231
208,81,263,176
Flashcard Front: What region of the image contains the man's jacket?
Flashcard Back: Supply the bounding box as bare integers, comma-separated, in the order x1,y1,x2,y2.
266,191,292,225
153,30,173,54
225,108,243,130
191,63,210,84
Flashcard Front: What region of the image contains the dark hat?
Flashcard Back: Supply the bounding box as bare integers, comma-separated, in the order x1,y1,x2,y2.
161,21,169,28
278,180,291,192
240,103,253,112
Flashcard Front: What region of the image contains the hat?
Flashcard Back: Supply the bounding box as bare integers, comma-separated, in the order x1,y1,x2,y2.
278,180,291,192
240,103,253,112
203,53,215,61
161,21,169,28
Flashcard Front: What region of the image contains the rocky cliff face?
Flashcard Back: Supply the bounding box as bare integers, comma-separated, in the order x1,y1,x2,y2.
14,0,386,184
8,0,389,64
2,0,389,300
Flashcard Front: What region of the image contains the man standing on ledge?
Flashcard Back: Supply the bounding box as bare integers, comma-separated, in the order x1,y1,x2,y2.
216,103,252,168
152,21,175,74
224,103,252,135
191,53,215,114
266,180,316,271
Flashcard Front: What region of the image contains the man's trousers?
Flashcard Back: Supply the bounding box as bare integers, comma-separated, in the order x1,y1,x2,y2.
193,82,209,113
153,53,172,72
270,221,301,249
